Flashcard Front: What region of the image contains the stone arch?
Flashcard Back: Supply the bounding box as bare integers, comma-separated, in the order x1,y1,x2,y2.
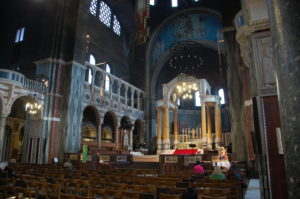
127,87,132,106
4,95,42,162
82,105,100,144
133,90,138,109
3,125,13,161
85,65,93,84
120,116,132,150
133,119,144,151
95,70,104,87
145,8,223,143
120,84,127,104
112,79,119,94
101,111,117,143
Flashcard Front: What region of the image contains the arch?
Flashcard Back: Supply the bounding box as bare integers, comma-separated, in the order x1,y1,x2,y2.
95,70,103,87
81,105,100,146
120,84,126,104
139,93,144,110
127,87,132,106
85,66,93,85
89,54,96,65
101,111,117,143
112,79,119,94
120,116,132,129
3,95,41,162
147,8,223,102
133,119,144,151
133,90,138,109
3,125,13,161
120,116,132,150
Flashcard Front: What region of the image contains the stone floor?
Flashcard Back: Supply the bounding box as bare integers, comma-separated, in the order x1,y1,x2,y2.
245,179,260,199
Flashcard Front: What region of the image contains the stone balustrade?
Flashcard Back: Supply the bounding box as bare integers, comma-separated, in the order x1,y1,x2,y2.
84,63,145,112
0,69,48,93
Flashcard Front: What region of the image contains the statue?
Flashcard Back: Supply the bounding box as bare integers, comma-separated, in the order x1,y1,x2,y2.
218,146,228,161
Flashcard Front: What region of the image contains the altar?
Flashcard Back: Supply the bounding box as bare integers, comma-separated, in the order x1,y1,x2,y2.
156,74,223,154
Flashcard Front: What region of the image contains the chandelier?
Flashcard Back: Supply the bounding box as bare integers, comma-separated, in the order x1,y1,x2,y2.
176,82,198,100
25,102,42,115
168,41,204,71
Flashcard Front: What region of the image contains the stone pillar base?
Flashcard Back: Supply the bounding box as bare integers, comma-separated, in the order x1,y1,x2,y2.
207,138,212,150
202,137,207,148
162,139,170,150
173,140,178,149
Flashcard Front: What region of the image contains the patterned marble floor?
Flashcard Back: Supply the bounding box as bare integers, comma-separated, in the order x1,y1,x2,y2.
245,179,260,199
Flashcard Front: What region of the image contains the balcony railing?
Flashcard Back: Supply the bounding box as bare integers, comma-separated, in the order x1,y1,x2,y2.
0,69,48,93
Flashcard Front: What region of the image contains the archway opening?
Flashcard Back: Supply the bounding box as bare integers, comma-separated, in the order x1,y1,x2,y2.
101,112,116,143
81,106,99,147
4,96,41,162
120,116,132,150
133,120,144,151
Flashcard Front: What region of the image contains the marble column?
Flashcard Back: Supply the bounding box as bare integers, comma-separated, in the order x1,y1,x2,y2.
137,94,140,110
162,107,170,150
156,109,162,150
117,85,121,105
125,88,128,106
173,110,178,148
268,1,300,198
201,102,207,147
131,93,134,108
0,116,7,161
214,103,222,148
207,105,212,150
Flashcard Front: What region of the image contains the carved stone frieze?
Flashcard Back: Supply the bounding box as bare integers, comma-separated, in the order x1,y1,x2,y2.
251,32,277,95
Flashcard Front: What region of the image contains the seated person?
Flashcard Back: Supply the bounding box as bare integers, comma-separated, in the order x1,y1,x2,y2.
227,164,244,181
209,166,226,180
63,159,73,169
193,161,204,174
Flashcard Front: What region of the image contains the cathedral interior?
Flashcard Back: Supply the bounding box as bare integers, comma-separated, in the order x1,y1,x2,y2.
0,0,300,198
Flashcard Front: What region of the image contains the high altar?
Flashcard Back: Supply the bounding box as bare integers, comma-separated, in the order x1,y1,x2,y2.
156,74,223,154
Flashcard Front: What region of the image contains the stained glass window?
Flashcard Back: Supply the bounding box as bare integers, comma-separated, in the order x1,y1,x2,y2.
99,1,111,27
89,0,97,16
113,15,121,36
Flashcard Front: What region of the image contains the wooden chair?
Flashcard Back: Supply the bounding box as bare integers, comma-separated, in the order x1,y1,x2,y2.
77,179,91,196
76,196,96,199
91,188,105,199
203,188,231,197
3,185,18,199
36,182,49,198
65,179,79,195
110,183,125,190
140,185,156,194
199,195,228,199
172,187,187,194
159,193,182,199
61,193,77,199
48,183,61,199
104,189,121,199
121,190,140,199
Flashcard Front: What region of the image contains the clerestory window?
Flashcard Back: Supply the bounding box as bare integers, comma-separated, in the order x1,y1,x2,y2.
218,88,225,104
89,0,121,36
